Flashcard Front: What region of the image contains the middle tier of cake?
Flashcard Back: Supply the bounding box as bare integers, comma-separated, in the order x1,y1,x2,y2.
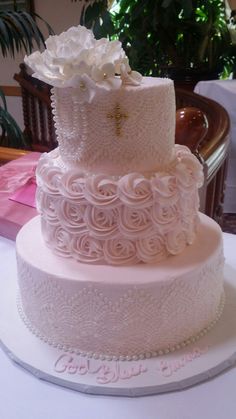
16,213,224,360
36,144,204,265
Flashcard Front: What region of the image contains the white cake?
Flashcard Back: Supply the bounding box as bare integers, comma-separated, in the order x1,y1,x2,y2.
17,25,225,360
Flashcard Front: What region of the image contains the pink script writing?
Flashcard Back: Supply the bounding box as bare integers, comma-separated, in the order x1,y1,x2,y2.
54,354,147,384
157,346,209,377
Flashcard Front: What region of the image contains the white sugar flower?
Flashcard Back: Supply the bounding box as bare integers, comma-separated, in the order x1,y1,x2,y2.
120,63,142,86
70,74,97,103
91,62,121,90
24,25,142,103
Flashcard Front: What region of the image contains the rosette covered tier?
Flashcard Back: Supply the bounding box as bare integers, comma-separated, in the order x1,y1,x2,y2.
36,145,203,265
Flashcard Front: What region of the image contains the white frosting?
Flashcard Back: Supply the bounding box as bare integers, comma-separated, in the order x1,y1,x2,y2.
16,214,224,358
19,24,225,368
50,77,176,174
24,26,176,174
36,145,203,265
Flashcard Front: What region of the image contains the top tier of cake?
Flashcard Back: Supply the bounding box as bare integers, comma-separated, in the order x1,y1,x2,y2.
51,77,175,175
25,25,175,176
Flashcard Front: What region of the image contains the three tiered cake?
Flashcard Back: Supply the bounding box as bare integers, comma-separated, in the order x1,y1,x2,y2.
16,25,225,361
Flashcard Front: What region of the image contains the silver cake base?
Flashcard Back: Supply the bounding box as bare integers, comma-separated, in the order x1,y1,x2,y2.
0,263,236,396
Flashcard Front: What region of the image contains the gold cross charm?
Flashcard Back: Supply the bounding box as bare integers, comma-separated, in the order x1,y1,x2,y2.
107,104,128,136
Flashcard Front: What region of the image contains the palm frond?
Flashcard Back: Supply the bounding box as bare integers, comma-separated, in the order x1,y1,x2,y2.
0,88,27,148
0,10,54,57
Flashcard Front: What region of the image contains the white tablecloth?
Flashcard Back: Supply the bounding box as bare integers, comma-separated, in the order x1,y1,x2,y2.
1,234,236,419
194,79,236,213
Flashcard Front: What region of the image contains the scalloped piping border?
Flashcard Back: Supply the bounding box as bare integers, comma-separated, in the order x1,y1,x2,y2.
16,291,225,362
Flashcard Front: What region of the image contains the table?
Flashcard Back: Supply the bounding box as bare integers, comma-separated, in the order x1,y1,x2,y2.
194,80,236,213
1,233,236,419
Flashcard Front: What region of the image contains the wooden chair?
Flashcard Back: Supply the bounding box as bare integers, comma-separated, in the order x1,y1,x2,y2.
14,64,230,225
175,88,230,224
14,64,57,152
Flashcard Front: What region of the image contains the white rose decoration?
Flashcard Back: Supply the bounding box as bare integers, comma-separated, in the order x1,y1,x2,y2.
84,205,119,239
84,175,119,208
136,234,167,263
71,233,103,263
179,191,200,216
37,190,59,224
93,38,126,74
24,25,142,103
151,174,178,206
42,222,71,257
58,199,87,233
173,146,204,190
53,225,72,257
60,171,85,202
151,202,180,234
69,76,97,104
165,229,187,255
40,166,62,195
103,237,138,265
118,173,153,208
24,26,96,87
119,207,152,238
120,61,142,86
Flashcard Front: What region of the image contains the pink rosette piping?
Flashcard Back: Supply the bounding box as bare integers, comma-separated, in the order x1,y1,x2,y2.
84,205,119,239
36,189,59,224
103,237,138,265
136,234,167,263
151,203,181,234
118,173,153,208
151,174,179,206
58,199,87,233
84,175,119,208
165,229,187,255
37,158,62,195
173,147,204,190
46,224,72,258
71,233,103,263
119,206,153,238
60,171,86,202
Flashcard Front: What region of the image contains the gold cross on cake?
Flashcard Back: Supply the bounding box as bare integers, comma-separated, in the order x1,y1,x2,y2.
107,104,128,136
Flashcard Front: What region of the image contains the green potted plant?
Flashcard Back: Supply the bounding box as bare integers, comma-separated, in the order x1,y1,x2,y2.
0,88,26,148
76,0,235,85
73,0,115,37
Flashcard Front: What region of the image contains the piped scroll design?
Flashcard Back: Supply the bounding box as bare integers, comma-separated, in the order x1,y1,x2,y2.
17,249,224,360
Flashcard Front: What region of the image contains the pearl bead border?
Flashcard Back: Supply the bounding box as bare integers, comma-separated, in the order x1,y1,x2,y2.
17,292,225,362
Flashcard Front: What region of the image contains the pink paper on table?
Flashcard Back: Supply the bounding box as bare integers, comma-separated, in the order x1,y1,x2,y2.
9,178,37,208
0,152,41,240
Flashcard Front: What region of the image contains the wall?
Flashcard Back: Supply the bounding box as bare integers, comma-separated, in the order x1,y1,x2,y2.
1,0,83,128
228,0,236,8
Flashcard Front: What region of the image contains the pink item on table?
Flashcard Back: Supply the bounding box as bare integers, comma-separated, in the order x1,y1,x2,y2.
0,152,41,240
9,177,36,208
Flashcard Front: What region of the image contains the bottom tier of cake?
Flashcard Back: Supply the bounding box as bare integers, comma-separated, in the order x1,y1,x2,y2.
16,214,224,360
